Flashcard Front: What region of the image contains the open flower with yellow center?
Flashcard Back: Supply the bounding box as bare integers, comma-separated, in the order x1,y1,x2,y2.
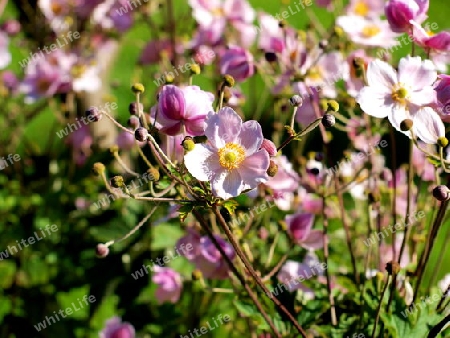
337,15,400,48
357,56,445,144
184,107,270,199
346,0,384,18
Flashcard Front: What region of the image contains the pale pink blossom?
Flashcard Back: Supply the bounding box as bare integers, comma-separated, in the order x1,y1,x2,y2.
356,56,444,144
99,317,135,338
286,213,323,250
337,15,400,48
152,266,183,304
184,107,270,199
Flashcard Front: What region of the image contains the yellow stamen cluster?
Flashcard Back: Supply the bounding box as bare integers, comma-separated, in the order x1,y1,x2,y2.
354,1,369,16
391,85,410,106
362,25,381,38
218,143,246,170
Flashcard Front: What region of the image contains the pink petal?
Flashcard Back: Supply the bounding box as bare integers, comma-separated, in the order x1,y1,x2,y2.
366,59,397,89
356,86,392,118
410,86,437,106
398,56,436,90
412,107,445,144
239,150,270,188
238,120,264,155
211,169,243,199
184,144,220,181
185,115,207,136
204,107,242,148
301,230,324,250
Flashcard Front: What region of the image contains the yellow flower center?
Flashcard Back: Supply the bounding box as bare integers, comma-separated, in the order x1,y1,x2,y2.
354,1,369,16
212,7,224,17
307,66,323,81
391,84,410,106
218,143,246,170
71,64,87,78
362,25,381,38
427,31,435,37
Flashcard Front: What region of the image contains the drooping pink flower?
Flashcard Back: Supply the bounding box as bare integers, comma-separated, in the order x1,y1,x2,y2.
410,21,450,52
219,46,254,82
152,85,214,136
152,266,183,304
385,0,429,33
194,235,235,279
356,56,444,144
184,107,270,199
286,213,323,250
337,15,400,48
99,317,135,338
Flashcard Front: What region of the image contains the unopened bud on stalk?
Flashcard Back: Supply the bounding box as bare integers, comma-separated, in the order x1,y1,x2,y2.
96,244,109,258
222,74,235,88
289,95,303,107
135,127,149,142
190,64,201,75
433,185,450,201
128,115,140,129
400,119,413,131
322,113,336,128
327,100,339,112
278,20,287,28
129,102,143,115
147,168,160,181
386,261,400,276
192,269,202,280
109,145,119,154
368,191,381,204
319,40,328,50
182,136,196,152
164,74,175,84
319,99,328,112
267,160,279,177
110,175,124,188
131,83,145,94
92,162,105,176
265,52,277,63
438,136,449,148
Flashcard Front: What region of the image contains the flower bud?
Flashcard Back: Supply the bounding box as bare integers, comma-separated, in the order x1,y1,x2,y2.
264,52,277,63
319,40,328,50
322,113,336,128
438,136,449,148
267,160,278,177
110,175,124,188
400,119,413,131
289,95,303,107
260,139,278,157
192,269,203,280
222,74,235,88
135,127,149,142
190,64,201,75
182,137,196,152
96,244,109,258
85,106,102,122
433,185,450,201
165,73,175,84
131,83,145,94
386,261,401,276
129,102,143,115
109,145,119,154
127,115,140,129
92,162,105,176
147,168,160,181
327,100,339,112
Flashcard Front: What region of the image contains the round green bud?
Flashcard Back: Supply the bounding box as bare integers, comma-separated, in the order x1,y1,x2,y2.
438,136,449,148
147,168,160,182
222,74,235,88
131,83,145,94
190,64,201,75
327,100,339,112
267,160,279,177
110,175,124,188
92,162,105,176
182,137,196,152
400,119,413,131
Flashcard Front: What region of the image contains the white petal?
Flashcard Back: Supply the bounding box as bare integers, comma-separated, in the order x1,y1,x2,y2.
388,104,411,137
398,56,437,91
412,107,445,144
184,144,220,181
367,59,397,89
356,86,391,118
211,170,243,199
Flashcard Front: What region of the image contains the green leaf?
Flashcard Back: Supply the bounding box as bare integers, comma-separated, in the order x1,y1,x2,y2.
222,200,239,215
178,203,194,222
152,224,184,250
